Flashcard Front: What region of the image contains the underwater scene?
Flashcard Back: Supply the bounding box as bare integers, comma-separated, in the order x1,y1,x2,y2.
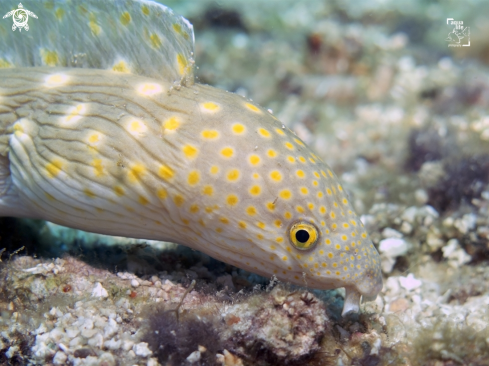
0,0,488,365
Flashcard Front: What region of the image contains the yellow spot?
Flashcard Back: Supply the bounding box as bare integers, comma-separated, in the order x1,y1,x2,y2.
238,221,247,229
335,244,341,250
274,220,282,227
298,157,306,163
328,170,334,178
202,185,214,196
338,185,343,192
328,253,334,259
139,195,149,205
300,187,308,195
296,170,305,178
317,192,324,198
174,195,185,207
331,212,336,219
309,158,316,164
172,23,190,40
269,171,282,182
258,128,271,138
0,59,12,68
88,133,101,144
232,123,246,135
343,198,348,204
114,186,125,197
284,212,292,219
249,155,260,166
343,223,350,228
267,202,275,211
210,166,219,175
308,203,314,210
227,194,239,206
341,235,348,241
313,180,319,187
285,142,294,150
279,189,292,200
326,188,332,195
159,165,174,180
227,169,240,182
149,33,162,48
245,103,261,112
296,206,304,213
84,188,96,198
128,119,147,136
46,159,63,178
137,83,162,96
188,170,200,186
246,206,257,216
201,130,220,139
287,156,295,163
64,104,87,124
253,173,260,179
45,73,69,86
216,228,223,233
267,149,277,158
182,218,189,225
141,5,150,15
120,11,131,26
91,159,104,176
362,233,367,239
294,138,305,146
177,53,188,76
190,204,199,214
282,256,288,261
249,185,261,196
257,222,266,229
163,117,180,131
41,49,59,66
220,217,229,224
221,147,234,158
202,102,220,111
157,188,167,199
314,172,320,179
55,7,65,20
128,164,146,182
183,145,198,159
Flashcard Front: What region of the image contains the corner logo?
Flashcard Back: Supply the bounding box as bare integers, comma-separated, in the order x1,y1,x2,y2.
2,3,38,32
446,18,470,47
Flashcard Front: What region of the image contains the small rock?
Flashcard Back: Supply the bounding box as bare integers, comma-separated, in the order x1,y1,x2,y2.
379,238,410,257
131,279,140,288
53,351,67,365
399,274,422,291
186,350,201,363
381,227,403,239
133,342,153,357
91,282,108,298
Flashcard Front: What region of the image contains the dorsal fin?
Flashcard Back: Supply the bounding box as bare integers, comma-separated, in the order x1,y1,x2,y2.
0,0,195,84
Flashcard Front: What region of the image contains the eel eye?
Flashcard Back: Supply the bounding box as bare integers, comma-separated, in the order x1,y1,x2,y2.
289,221,319,250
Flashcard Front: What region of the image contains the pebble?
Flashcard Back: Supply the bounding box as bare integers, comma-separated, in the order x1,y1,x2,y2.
131,279,140,288
399,274,422,291
379,238,410,257
186,350,201,363
133,342,153,357
91,283,108,298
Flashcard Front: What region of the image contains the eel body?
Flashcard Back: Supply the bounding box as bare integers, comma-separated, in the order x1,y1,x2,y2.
0,0,382,315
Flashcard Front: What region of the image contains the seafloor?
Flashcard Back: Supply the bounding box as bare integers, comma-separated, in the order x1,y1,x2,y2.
1,0,489,365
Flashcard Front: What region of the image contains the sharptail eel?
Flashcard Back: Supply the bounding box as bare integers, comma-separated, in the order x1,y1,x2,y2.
0,0,382,315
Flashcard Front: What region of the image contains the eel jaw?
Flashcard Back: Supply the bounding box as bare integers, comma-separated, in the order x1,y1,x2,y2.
341,287,361,316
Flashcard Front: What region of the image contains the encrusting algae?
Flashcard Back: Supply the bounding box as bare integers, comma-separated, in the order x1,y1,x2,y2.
0,0,381,315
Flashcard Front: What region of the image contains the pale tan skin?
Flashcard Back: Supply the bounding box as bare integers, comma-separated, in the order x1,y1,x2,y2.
0,67,382,314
